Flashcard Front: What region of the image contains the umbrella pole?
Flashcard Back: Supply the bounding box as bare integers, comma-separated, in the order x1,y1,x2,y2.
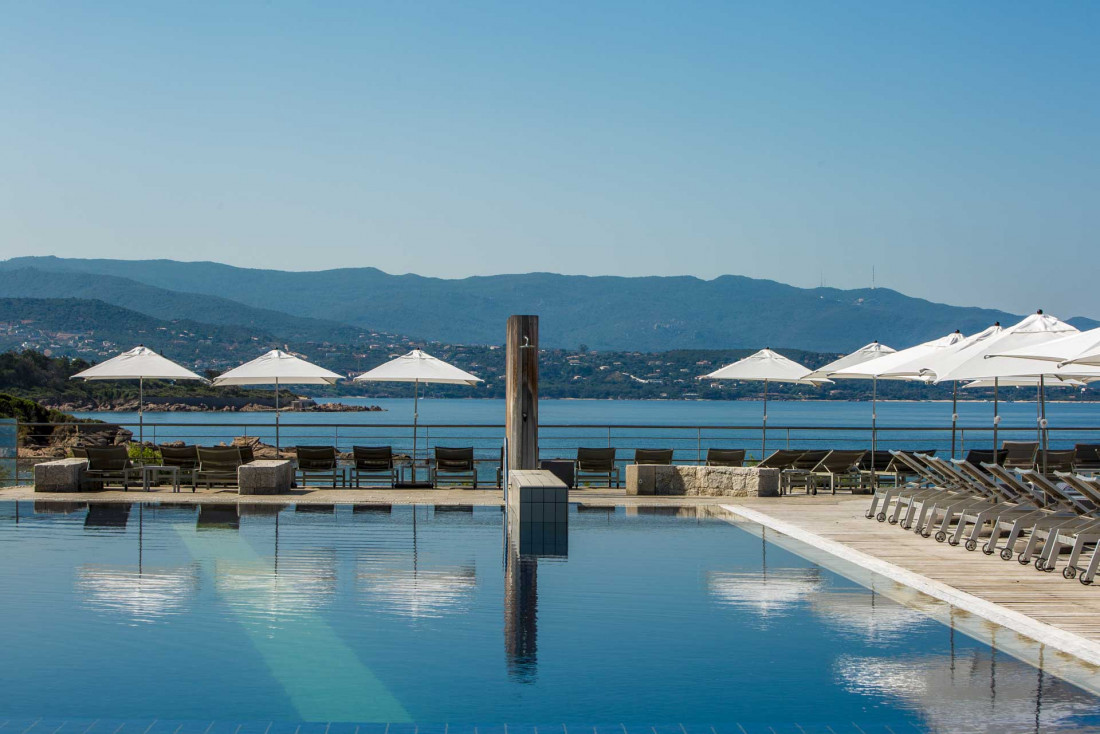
993,378,999,457
761,379,768,462
871,376,878,484
139,376,144,449
275,377,280,453
951,381,958,460
412,378,420,482
1040,375,1048,475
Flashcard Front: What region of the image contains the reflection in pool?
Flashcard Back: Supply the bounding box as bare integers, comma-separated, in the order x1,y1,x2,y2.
1,500,1099,731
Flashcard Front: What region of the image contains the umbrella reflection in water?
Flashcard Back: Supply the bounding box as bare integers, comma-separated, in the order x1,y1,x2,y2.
76,563,200,624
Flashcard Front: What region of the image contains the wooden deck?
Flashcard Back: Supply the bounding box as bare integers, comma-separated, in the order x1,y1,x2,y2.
720,495,1100,673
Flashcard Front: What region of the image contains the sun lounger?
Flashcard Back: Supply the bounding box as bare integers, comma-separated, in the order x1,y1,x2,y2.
1016,469,1100,573
781,450,829,495
916,456,1001,540
351,445,397,488
949,459,1046,553
575,447,618,488
807,450,866,495
865,451,942,523
1054,473,1100,583
888,453,977,530
705,448,745,467
757,450,804,470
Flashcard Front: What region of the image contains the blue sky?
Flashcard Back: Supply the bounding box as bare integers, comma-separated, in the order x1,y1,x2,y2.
1,1,1096,317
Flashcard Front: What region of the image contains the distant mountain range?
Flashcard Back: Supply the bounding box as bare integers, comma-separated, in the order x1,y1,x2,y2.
2,256,1095,352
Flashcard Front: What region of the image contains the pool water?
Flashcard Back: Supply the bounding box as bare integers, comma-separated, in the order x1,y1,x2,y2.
2,501,1100,732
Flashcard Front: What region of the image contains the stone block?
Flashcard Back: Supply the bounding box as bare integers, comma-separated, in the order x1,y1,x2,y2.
625,464,780,497
238,459,294,495
34,458,87,493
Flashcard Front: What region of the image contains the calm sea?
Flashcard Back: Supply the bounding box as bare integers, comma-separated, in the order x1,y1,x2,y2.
69,398,1100,461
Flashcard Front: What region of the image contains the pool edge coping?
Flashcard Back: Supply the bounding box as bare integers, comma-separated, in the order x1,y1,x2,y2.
720,502,1100,669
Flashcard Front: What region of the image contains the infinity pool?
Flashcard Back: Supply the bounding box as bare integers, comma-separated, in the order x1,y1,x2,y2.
2,501,1099,732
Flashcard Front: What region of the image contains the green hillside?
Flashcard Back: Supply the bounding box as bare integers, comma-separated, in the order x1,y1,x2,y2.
0,266,368,343
6,256,1096,352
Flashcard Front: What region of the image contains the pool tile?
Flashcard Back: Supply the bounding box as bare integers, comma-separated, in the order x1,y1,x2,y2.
201,722,245,734
381,725,418,734
324,724,359,734
264,722,301,734
348,726,388,734
23,721,69,734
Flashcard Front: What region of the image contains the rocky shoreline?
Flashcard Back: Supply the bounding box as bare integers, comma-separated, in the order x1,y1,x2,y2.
39,398,385,413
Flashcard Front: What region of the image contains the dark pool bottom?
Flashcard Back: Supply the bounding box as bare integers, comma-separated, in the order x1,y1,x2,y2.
1,502,1099,733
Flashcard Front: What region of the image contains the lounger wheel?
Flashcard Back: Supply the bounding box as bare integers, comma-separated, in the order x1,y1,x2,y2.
877,512,887,522
982,544,995,555
1034,559,1047,572
865,511,874,519
934,531,946,543
965,540,978,552
1081,576,1093,586
1018,553,1030,565
947,537,959,546
1000,548,1014,561
900,521,911,530
1063,566,1077,580
921,529,932,539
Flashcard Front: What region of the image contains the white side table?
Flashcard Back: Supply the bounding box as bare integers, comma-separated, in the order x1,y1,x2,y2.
141,465,181,493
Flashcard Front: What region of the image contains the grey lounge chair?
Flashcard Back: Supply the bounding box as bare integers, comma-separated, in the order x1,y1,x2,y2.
781,450,829,495
159,444,199,491
706,448,745,467
634,448,674,465
352,445,397,488
757,450,804,470
196,446,244,489
296,446,342,487
1036,449,1076,478
810,450,867,495
965,449,1008,467
83,446,140,490
1074,444,1100,473
432,446,477,488
1002,441,1039,471
576,447,618,488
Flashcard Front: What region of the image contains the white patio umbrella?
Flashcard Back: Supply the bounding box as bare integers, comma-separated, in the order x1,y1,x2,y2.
832,332,967,456
700,349,824,460
211,349,343,450
71,345,206,445
995,326,1100,368
353,350,481,483
930,312,1100,457
807,341,896,464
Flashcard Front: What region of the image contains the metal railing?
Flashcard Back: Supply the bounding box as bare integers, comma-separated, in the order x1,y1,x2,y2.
15,419,1100,471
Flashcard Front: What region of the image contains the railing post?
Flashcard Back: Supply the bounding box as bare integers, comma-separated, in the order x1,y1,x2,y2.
697,427,702,465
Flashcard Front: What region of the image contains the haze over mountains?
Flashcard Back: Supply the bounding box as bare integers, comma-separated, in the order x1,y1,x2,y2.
1,256,1094,352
